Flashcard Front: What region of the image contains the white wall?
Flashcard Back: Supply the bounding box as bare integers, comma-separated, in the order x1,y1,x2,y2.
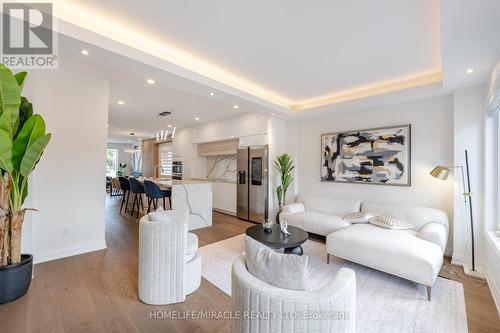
27,64,109,264
107,142,132,176
295,96,454,254
452,86,484,268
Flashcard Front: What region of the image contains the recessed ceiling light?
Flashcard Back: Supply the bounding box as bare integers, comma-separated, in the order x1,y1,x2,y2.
233,105,239,109
466,68,474,74
210,92,215,96
271,113,275,116
147,78,155,84
167,124,172,128
117,100,125,105
80,49,89,56
194,117,200,121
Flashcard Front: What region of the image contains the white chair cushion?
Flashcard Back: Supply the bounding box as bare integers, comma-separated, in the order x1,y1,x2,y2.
245,236,308,291
147,207,172,223
186,232,198,262
326,223,443,285
282,211,351,236
297,194,361,216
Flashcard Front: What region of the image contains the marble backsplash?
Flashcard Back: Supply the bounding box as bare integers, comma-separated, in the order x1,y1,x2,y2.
206,155,236,182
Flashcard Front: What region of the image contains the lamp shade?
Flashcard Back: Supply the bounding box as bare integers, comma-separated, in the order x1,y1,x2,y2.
430,165,449,180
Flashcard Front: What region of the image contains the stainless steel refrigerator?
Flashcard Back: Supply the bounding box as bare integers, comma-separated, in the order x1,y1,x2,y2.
237,145,268,223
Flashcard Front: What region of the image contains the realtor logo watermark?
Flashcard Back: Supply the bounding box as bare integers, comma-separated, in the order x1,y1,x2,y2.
1,2,58,69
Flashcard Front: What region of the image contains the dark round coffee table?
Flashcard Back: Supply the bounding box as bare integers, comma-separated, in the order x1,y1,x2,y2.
245,224,309,255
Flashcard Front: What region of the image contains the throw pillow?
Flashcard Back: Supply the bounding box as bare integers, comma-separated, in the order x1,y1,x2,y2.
343,211,378,223
244,236,308,291
368,215,415,230
148,207,172,223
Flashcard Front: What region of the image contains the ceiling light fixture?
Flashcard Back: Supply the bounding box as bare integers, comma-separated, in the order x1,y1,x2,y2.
156,111,176,141
80,49,89,56
147,78,155,84
466,68,474,74
233,105,239,109
117,100,125,105
210,92,215,96
194,117,200,121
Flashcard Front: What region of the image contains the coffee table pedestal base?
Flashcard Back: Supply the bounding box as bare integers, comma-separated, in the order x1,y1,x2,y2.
284,245,303,256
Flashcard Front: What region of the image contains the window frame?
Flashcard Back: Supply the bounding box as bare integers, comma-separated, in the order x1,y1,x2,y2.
106,148,119,177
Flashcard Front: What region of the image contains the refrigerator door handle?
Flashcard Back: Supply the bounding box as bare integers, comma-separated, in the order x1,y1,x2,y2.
238,171,246,184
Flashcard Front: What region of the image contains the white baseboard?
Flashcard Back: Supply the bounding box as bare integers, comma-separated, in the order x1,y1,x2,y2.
485,265,500,317
33,240,107,264
213,208,236,216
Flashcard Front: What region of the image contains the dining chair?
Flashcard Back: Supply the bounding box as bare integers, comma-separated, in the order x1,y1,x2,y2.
118,177,131,214
129,178,145,219
144,180,172,213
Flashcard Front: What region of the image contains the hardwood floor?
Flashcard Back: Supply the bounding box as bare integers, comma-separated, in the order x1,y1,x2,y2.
0,196,498,332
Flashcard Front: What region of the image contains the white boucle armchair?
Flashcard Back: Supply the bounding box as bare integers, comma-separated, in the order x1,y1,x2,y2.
231,255,356,333
138,209,201,305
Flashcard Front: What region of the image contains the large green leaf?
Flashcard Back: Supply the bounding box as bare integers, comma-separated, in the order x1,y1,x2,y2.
15,71,27,92
0,65,21,132
14,96,33,138
20,133,51,177
0,124,13,173
12,114,45,170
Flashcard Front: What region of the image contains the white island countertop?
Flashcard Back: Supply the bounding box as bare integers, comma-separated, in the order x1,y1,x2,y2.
145,178,212,230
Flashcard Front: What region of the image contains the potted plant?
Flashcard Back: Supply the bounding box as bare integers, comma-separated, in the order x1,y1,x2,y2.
0,65,51,304
117,162,127,176
273,153,294,223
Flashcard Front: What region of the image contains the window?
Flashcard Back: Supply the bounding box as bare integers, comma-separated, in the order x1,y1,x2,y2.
106,149,118,177
159,143,173,177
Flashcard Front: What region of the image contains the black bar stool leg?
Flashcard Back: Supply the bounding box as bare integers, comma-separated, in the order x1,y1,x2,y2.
147,197,151,213
125,191,130,213
163,197,166,210
130,193,137,218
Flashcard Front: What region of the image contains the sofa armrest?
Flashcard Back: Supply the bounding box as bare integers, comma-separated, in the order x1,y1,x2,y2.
282,202,305,214
417,222,448,253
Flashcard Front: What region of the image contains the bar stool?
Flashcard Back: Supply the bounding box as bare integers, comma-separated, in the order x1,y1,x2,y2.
118,177,131,213
129,178,145,219
144,180,172,212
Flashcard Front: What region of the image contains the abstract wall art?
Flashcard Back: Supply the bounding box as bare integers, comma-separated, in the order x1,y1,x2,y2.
321,125,411,186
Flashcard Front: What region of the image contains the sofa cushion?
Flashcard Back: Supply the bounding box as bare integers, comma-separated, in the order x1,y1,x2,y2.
186,232,198,262
283,211,351,236
297,194,361,216
368,215,415,230
326,223,443,285
245,236,308,291
343,212,378,223
362,202,448,231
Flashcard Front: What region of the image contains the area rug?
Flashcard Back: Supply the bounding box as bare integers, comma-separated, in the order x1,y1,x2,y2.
199,234,468,333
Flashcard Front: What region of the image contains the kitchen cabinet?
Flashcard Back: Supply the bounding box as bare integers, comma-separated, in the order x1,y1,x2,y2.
212,181,236,215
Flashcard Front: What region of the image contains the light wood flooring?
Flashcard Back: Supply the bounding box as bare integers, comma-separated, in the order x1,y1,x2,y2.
0,196,498,332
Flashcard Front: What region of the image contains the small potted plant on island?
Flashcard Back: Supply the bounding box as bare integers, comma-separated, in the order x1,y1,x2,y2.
0,65,51,304
273,153,295,224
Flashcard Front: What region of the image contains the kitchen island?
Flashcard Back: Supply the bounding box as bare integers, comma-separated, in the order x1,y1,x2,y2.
148,178,213,230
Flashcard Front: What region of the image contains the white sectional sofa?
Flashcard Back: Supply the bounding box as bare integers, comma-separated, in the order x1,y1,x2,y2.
280,195,449,300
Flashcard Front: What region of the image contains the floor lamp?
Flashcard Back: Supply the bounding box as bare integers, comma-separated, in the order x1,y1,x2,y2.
430,150,476,273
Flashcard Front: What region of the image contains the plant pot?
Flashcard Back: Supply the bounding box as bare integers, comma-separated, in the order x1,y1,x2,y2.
0,254,33,304
275,206,283,224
